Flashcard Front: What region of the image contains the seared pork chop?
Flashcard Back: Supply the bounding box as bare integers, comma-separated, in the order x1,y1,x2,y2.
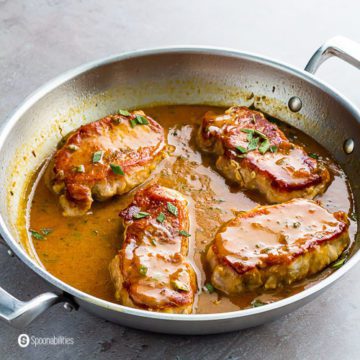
197,106,330,203
207,198,349,294
109,185,197,313
45,110,167,216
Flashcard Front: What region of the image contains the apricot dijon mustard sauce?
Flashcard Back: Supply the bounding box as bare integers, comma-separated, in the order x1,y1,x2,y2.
27,105,356,314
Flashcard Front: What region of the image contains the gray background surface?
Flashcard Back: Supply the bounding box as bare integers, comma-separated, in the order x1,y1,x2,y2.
0,0,360,359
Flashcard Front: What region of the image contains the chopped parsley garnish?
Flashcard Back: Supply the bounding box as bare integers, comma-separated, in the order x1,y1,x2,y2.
156,212,166,223
73,165,85,173
236,145,247,154
309,153,319,159
167,202,178,216
150,238,157,246
135,115,149,125
130,119,137,128
247,137,259,151
139,265,148,276
254,129,267,139
203,282,215,294
130,115,149,128
29,230,44,240
293,222,301,228
332,257,346,269
172,280,190,292
118,109,131,116
241,128,254,134
246,131,253,141
110,164,124,175
258,139,270,154
251,299,266,307
92,150,103,163
133,211,150,219
179,230,191,237
67,144,79,151
239,128,275,155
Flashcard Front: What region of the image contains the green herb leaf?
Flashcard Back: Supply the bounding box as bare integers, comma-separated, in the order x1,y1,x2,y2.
110,164,124,175
172,280,190,292
41,228,53,236
247,137,259,151
156,212,166,223
73,165,85,173
67,144,79,152
130,119,137,128
251,299,266,307
293,222,301,228
179,230,191,237
246,132,253,141
139,265,148,276
259,139,270,154
118,109,131,116
203,282,215,294
241,128,255,134
150,238,157,246
167,202,178,216
92,150,103,163
236,145,248,154
309,153,319,159
332,257,346,269
30,230,44,240
135,115,149,125
269,145,278,153
133,211,150,219
254,129,268,139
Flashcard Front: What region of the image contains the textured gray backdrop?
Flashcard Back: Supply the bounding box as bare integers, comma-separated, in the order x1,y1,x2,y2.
0,0,359,359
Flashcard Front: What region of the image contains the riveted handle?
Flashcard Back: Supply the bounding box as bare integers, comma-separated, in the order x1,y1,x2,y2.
0,287,76,328
305,36,360,74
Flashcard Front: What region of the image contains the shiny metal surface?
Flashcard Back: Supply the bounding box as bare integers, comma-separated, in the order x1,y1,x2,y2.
305,36,360,74
0,287,61,328
288,96,302,112
343,138,355,154
0,38,359,334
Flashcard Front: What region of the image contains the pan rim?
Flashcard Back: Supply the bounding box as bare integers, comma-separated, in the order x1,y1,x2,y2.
0,45,359,322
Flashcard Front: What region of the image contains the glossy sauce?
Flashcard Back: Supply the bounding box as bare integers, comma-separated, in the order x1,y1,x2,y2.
27,105,357,313
117,185,196,310
215,198,348,274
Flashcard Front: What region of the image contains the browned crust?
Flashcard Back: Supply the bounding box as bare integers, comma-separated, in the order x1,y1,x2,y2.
45,111,167,214
113,185,196,312
212,199,349,276
198,106,330,194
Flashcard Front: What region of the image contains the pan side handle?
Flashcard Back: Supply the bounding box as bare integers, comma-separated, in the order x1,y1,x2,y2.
0,287,76,328
305,36,360,74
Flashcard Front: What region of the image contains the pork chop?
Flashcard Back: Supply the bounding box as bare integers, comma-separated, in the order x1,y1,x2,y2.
207,198,349,294
109,184,197,313
45,110,167,216
197,106,330,203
